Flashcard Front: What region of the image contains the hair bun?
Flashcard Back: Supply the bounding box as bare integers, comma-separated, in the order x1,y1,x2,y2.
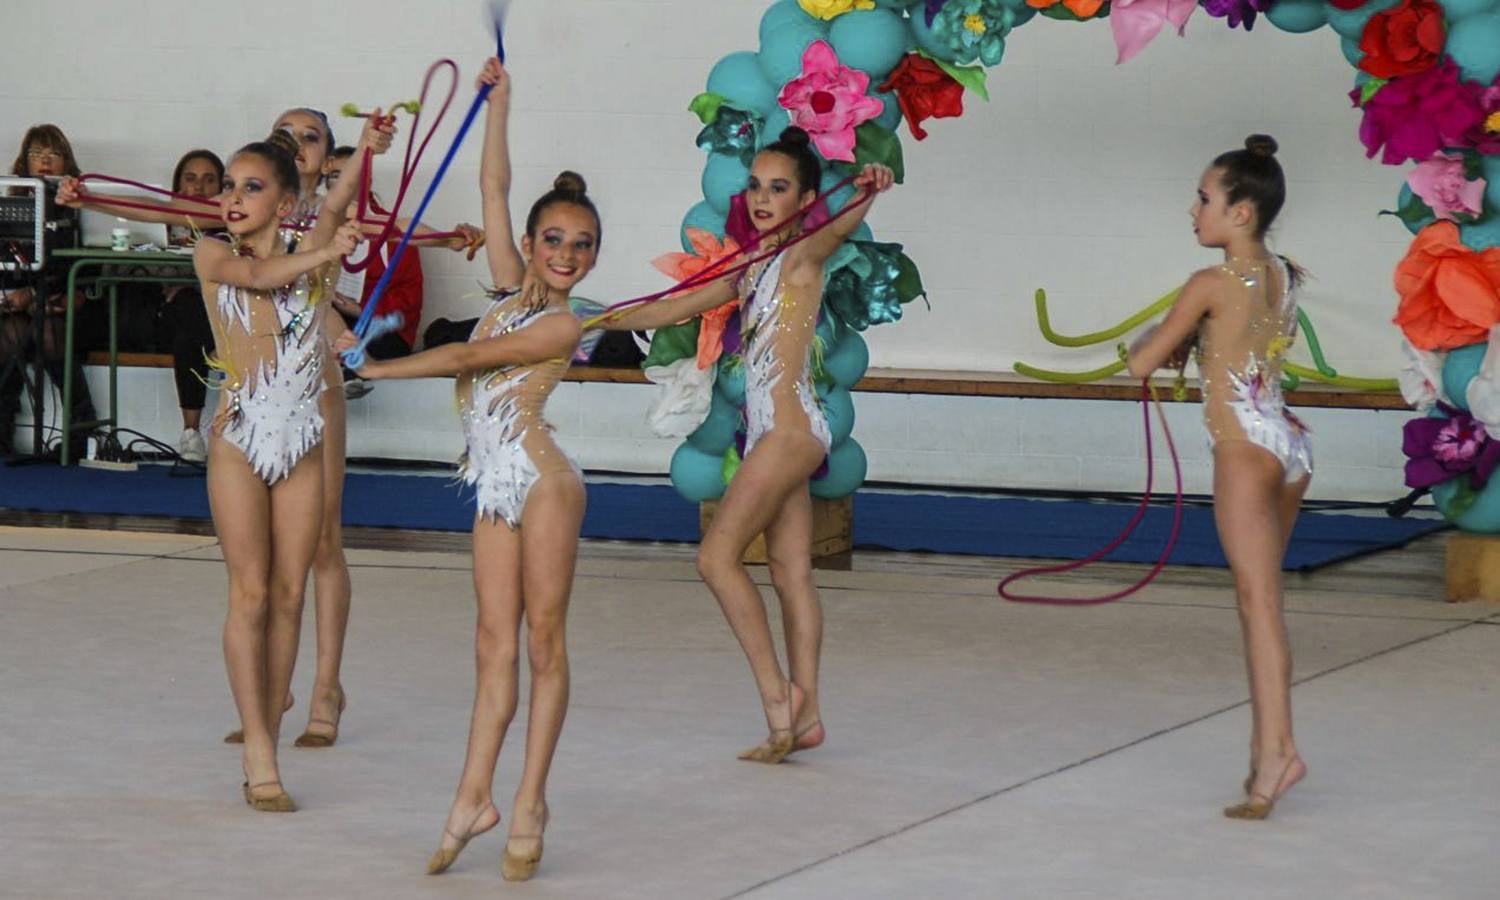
553,170,587,195
778,126,812,149
1244,134,1278,158
265,129,299,161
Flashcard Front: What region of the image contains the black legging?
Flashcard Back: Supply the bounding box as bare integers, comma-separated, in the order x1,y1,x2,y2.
0,307,96,453
161,288,215,411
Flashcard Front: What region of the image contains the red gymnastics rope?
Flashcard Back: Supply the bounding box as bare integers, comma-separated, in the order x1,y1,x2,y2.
591,175,875,323
69,173,451,240
347,58,465,271
997,379,1185,605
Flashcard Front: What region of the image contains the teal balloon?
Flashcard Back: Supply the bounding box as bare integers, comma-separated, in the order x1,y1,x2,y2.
1326,0,1397,39
1460,215,1500,252
758,105,792,150
1432,472,1500,532
822,386,856,445
687,392,739,453
707,51,779,118
823,328,869,387
815,312,837,349
670,443,728,502
1340,35,1363,68
702,153,751,215
820,168,858,214
868,88,904,132
1442,342,1488,411
681,201,726,252
716,356,747,406
811,438,867,499
851,222,874,242
995,0,1037,15
1440,0,1499,18
875,0,921,8
1266,0,1328,33
760,0,822,39
759,21,826,86
907,5,959,62
1448,14,1500,83
829,8,912,83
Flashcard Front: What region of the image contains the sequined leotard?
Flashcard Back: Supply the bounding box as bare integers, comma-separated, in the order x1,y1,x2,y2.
282,193,344,395
739,251,832,456
456,291,581,528
204,253,332,485
1195,255,1313,482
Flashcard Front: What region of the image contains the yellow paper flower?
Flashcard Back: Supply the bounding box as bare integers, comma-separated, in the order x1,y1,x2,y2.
797,0,876,21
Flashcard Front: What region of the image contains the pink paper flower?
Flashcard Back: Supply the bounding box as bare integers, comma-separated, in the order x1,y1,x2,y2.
1110,0,1196,65
777,40,886,162
1351,61,1486,165
1407,153,1487,222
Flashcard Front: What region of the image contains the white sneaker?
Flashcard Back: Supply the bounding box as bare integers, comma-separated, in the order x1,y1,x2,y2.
344,377,374,400
178,428,206,462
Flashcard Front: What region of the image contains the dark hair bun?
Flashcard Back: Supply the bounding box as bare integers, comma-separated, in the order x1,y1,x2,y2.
265,129,300,161
1244,134,1278,158
553,170,587,195
779,127,812,149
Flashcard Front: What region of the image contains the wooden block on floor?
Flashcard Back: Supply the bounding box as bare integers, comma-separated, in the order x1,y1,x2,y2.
1444,531,1500,602
700,496,853,566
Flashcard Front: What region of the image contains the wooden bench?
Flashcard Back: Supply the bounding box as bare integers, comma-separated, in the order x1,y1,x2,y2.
87,353,1404,409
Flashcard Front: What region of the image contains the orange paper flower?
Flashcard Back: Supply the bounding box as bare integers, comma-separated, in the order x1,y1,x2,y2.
652,228,742,369
1027,0,1107,18
1393,221,1500,351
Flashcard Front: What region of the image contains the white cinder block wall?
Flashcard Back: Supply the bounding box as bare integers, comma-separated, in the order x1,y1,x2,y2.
4,1,1413,501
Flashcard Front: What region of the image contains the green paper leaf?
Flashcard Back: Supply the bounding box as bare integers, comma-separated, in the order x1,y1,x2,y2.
1359,77,1389,106
721,445,742,486
641,320,700,369
1450,476,1478,520
851,123,905,184
918,50,990,102
894,253,927,305
1462,151,1484,182
1378,193,1437,230
689,92,726,126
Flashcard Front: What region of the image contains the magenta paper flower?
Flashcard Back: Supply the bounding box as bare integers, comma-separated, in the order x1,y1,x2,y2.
777,40,885,162
1464,84,1500,155
1351,61,1486,165
1408,153,1487,221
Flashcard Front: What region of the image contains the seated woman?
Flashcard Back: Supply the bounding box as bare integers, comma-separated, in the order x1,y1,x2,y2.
0,124,95,459
160,148,225,461
322,145,423,398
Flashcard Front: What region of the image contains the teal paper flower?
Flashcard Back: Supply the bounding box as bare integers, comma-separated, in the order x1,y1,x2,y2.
696,106,763,167
929,0,1016,66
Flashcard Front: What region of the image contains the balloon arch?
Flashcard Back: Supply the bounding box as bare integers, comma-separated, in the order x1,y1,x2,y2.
641,0,1500,529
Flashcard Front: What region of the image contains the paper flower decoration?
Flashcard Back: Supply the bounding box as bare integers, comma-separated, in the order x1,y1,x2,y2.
653,228,744,369
1198,0,1273,31
1398,340,1446,411
1464,84,1500,155
1329,0,1371,8
1357,0,1446,80
877,54,966,140
697,106,763,166
1407,153,1487,223
1393,221,1500,351
932,0,1020,64
1351,60,1485,165
1026,0,1107,22
1110,0,1197,65
1402,411,1500,490
798,0,876,21
777,40,886,162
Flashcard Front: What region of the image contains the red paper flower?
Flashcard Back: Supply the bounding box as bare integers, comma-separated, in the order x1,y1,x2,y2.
877,54,965,142
1358,0,1447,80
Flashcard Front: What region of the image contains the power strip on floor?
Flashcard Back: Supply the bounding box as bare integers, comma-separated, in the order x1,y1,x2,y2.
79,458,139,472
